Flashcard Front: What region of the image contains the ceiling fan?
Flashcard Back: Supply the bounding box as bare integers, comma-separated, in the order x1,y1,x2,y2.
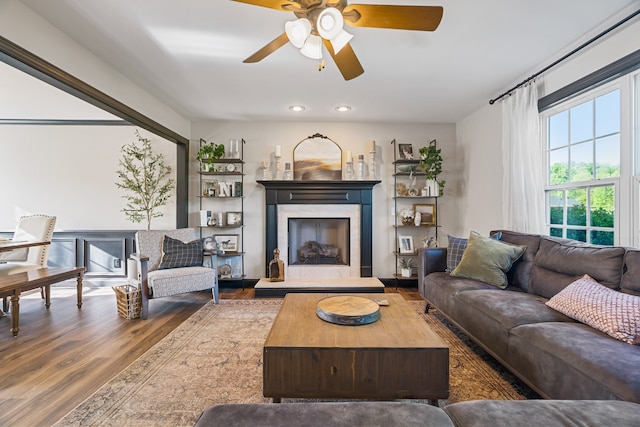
232,0,443,80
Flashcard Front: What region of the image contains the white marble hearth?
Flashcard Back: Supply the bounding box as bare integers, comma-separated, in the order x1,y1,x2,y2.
254,277,384,298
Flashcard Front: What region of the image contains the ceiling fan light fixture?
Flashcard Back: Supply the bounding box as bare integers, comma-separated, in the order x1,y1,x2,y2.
284,18,312,49
317,7,344,40
300,34,323,59
329,29,353,54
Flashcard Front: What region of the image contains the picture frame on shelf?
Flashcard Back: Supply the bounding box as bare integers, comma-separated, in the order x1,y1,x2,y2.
226,211,242,226
414,203,436,226
398,235,415,254
233,182,243,197
214,234,239,253
199,210,212,227
202,180,218,197
398,143,414,160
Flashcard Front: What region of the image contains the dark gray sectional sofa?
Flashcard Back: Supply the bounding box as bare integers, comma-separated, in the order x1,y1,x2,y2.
418,230,640,403
195,400,640,426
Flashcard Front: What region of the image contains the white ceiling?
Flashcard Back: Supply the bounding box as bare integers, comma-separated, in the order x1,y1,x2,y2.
13,0,640,123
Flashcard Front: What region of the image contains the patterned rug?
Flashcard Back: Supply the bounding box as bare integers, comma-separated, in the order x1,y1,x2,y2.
55,299,537,426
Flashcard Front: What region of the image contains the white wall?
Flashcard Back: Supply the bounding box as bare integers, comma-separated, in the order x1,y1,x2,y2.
191,121,457,279
0,126,177,230
455,16,640,238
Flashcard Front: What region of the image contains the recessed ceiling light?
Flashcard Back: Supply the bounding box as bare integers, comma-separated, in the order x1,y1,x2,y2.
335,105,351,112
289,105,305,112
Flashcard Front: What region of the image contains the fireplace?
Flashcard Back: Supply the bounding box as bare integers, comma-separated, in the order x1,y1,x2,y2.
288,218,350,266
258,180,380,278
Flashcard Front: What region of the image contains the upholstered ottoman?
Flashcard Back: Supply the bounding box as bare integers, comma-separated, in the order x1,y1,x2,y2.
194,402,454,427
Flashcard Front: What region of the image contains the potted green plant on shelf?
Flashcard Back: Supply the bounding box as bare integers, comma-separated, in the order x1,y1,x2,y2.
419,139,445,196
399,258,414,277
196,140,225,172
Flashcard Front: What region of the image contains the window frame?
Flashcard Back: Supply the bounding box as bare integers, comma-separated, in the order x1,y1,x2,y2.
541,77,634,246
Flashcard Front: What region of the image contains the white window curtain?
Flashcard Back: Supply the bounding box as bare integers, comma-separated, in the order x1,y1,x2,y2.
501,82,546,233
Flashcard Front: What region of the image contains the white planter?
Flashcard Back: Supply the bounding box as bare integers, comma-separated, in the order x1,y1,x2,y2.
401,268,412,277
423,179,439,197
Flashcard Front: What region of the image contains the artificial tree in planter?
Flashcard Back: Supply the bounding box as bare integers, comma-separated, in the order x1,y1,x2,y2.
419,139,445,196
196,140,225,172
115,130,175,230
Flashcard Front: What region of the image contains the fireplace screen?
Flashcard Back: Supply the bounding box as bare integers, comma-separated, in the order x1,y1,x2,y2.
288,218,350,265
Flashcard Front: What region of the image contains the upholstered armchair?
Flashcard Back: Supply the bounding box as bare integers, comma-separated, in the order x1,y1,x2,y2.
0,214,56,275
131,228,218,320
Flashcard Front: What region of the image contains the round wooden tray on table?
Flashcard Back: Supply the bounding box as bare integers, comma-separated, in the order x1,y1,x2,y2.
316,295,380,326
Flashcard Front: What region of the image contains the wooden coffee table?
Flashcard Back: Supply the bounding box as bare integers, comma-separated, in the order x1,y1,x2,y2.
263,293,449,404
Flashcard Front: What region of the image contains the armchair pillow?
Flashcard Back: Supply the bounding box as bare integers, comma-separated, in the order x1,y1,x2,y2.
158,235,204,270
451,231,525,289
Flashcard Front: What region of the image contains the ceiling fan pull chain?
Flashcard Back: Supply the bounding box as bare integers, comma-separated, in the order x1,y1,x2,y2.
318,59,325,71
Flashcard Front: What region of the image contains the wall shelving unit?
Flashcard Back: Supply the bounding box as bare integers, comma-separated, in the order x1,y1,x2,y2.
391,139,440,286
198,138,245,286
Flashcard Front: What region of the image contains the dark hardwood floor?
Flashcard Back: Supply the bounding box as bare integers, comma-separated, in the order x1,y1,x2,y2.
0,281,421,426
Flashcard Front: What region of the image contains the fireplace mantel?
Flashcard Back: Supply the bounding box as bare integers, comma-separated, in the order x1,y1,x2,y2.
257,180,381,277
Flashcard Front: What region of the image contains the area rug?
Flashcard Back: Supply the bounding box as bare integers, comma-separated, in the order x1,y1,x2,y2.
55,299,536,427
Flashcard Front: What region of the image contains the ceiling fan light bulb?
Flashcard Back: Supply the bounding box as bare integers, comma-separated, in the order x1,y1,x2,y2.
300,34,323,59
285,18,312,48
330,30,353,54
317,7,344,40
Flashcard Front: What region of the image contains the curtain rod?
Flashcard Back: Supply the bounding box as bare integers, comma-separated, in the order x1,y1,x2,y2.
489,8,640,105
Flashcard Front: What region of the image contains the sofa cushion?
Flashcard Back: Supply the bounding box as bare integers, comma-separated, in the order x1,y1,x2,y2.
446,231,502,272
529,237,625,299
195,402,455,427
446,235,468,272
451,232,526,289
546,275,640,345
621,250,640,296
492,230,541,291
508,322,640,401
423,272,499,316
148,266,215,298
158,235,204,270
454,290,574,360
444,400,640,427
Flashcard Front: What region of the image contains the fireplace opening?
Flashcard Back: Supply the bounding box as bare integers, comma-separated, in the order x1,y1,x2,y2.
288,218,350,266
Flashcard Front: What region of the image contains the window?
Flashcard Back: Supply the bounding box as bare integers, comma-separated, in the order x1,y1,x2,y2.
544,86,624,245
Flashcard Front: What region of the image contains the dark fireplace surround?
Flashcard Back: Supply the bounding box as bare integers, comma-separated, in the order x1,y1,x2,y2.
258,180,381,277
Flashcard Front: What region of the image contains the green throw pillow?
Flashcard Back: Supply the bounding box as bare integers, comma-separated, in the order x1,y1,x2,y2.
451,231,526,289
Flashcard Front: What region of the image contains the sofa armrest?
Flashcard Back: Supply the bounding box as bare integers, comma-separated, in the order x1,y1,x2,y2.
417,247,448,297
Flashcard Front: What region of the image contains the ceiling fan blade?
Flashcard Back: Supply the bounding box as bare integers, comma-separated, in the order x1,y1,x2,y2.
343,5,444,31
231,0,301,12
323,39,364,81
243,32,290,63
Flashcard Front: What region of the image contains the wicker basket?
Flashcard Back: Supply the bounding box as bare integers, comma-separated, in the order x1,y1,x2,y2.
113,284,141,319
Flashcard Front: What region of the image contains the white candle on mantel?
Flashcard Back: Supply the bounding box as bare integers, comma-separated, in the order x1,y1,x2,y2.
369,140,376,153
346,150,353,163
275,145,282,157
